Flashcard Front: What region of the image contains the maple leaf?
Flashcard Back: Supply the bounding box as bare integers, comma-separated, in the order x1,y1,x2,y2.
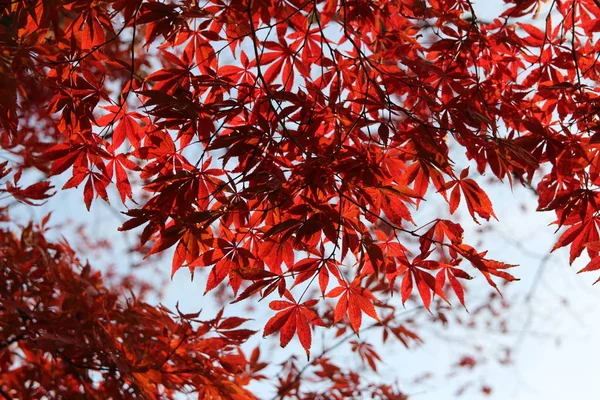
435,266,472,308
398,266,441,311
326,278,380,333
552,217,600,264
351,340,382,371
454,244,519,292
188,234,260,295
263,292,325,359
6,181,55,205
443,168,497,223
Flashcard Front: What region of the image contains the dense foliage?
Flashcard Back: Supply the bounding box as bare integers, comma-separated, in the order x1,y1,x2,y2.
2,0,600,398
0,217,262,399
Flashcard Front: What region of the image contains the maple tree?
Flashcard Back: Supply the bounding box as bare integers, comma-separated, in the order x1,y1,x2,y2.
0,217,263,399
2,0,600,397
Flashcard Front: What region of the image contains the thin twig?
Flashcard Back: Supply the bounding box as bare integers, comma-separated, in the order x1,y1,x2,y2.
0,387,11,400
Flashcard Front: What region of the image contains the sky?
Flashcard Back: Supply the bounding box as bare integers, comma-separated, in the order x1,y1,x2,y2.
15,0,600,399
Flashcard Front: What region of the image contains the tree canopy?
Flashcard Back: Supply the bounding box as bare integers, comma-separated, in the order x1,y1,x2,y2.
2,0,600,398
